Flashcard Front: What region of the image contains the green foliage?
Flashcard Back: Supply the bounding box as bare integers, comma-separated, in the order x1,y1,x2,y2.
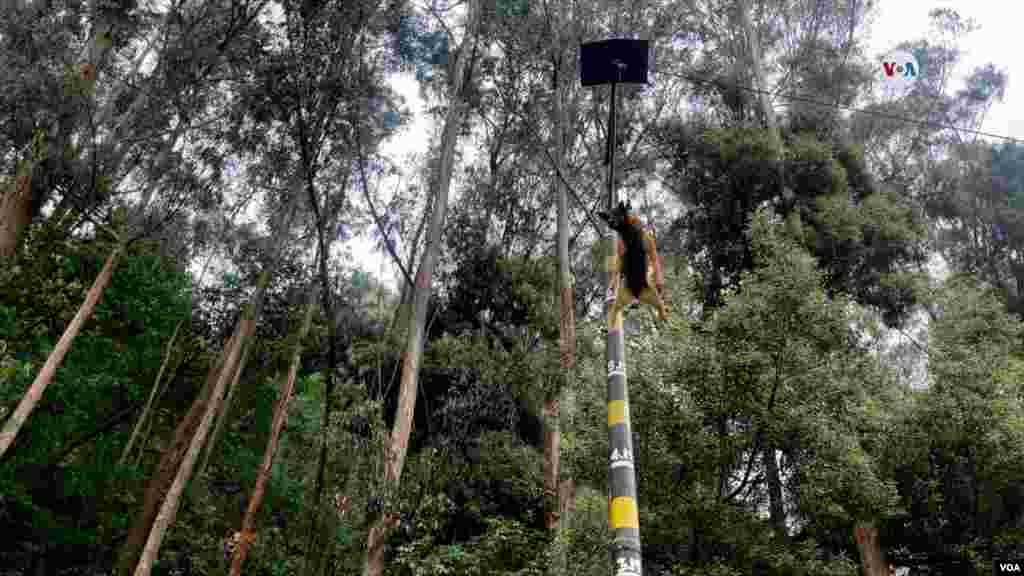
0,237,190,463
3,3,1024,575
394,514,548,576
877,274,1024,567
496,0,530,18
0,224,195,569
385,429,549,576
664,122,927,325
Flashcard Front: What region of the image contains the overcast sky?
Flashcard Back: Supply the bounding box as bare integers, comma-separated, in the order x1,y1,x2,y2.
345,1,1021,295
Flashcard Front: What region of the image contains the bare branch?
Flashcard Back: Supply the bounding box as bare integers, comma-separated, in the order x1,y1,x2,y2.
353,143,415,290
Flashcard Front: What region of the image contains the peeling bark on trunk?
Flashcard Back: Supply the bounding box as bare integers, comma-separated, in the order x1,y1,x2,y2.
545,0,574,538
0,245,122,460
543,397,562,530
362,5,480,575
231,287,317,576
854,522,889,576
0,164,34,259
132,314,258,576
195,338,252,482
115,326,240,576
118,189,298,576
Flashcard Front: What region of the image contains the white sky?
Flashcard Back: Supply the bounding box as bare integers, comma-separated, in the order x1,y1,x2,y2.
867,0,1022,139
346,73,428,295
346,1,1021,295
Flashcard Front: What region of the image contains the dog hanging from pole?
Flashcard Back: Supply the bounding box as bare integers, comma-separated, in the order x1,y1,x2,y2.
598,200,670,323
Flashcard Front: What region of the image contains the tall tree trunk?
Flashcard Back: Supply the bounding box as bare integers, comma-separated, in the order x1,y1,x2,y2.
119,319,184,467
854,522,889,576
0,2,124,256
0,245,122,460
738,0,789,542
132,312,259,576
388,204,429,338
362,5,481,575
0,162,34,259
298,132,342,573
763,445,786,540
302,220,340,576
117,189,299,576
545,0,574,542
1,63,207,464
116,322,243,576
737,0,776,133
231,284,317,576
195,338,252,482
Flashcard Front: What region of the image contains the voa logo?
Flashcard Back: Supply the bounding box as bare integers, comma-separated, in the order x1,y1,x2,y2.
878,49,919,98
999,562,1022,572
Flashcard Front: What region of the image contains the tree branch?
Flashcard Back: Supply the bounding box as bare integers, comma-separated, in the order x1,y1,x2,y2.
353,142,416,290
542,146,604,238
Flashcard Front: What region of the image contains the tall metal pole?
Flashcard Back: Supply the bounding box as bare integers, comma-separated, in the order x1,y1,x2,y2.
604,63,642,576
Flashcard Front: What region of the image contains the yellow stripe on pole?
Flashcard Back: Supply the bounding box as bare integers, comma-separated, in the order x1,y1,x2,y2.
608,400,627,427
605,254,618,273
607,309,623,332
609,496,639,529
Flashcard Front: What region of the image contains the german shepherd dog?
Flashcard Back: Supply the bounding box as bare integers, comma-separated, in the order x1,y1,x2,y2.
597,201,670,322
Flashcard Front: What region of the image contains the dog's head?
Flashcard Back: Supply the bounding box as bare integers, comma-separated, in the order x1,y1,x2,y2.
597,200,634,231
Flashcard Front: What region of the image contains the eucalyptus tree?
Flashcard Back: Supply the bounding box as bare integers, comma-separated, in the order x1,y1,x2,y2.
850,9,1007,217
924,142,1024,319
672,209,901,573
108,1,325,572
0,0,271,461
0,0,143,257
547,0,573,542
230,278,319,575
363,0,486,572
216,0,407,571
880,275,1024,573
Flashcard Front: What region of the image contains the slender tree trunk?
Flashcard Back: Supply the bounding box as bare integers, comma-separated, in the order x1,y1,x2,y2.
0,3,122,256
116,325,242,576
0,245,122,460
119,319,184,467
737,0,776,133
363,5,480,574
545,0,574,540
854,522,889,576
302,225,340,576
542,398,562,527
738,0,790,543
763,445,786,540
388,205,429,338
298,135,341,572
132,312,258,576
195,338,252,482
558,478,576,523
118,189,299,576
231,285,317,576
133,351,186,468
0,162,34,259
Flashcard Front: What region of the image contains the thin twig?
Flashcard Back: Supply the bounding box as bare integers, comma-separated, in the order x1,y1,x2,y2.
353,141,416,289
542,146,605,237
